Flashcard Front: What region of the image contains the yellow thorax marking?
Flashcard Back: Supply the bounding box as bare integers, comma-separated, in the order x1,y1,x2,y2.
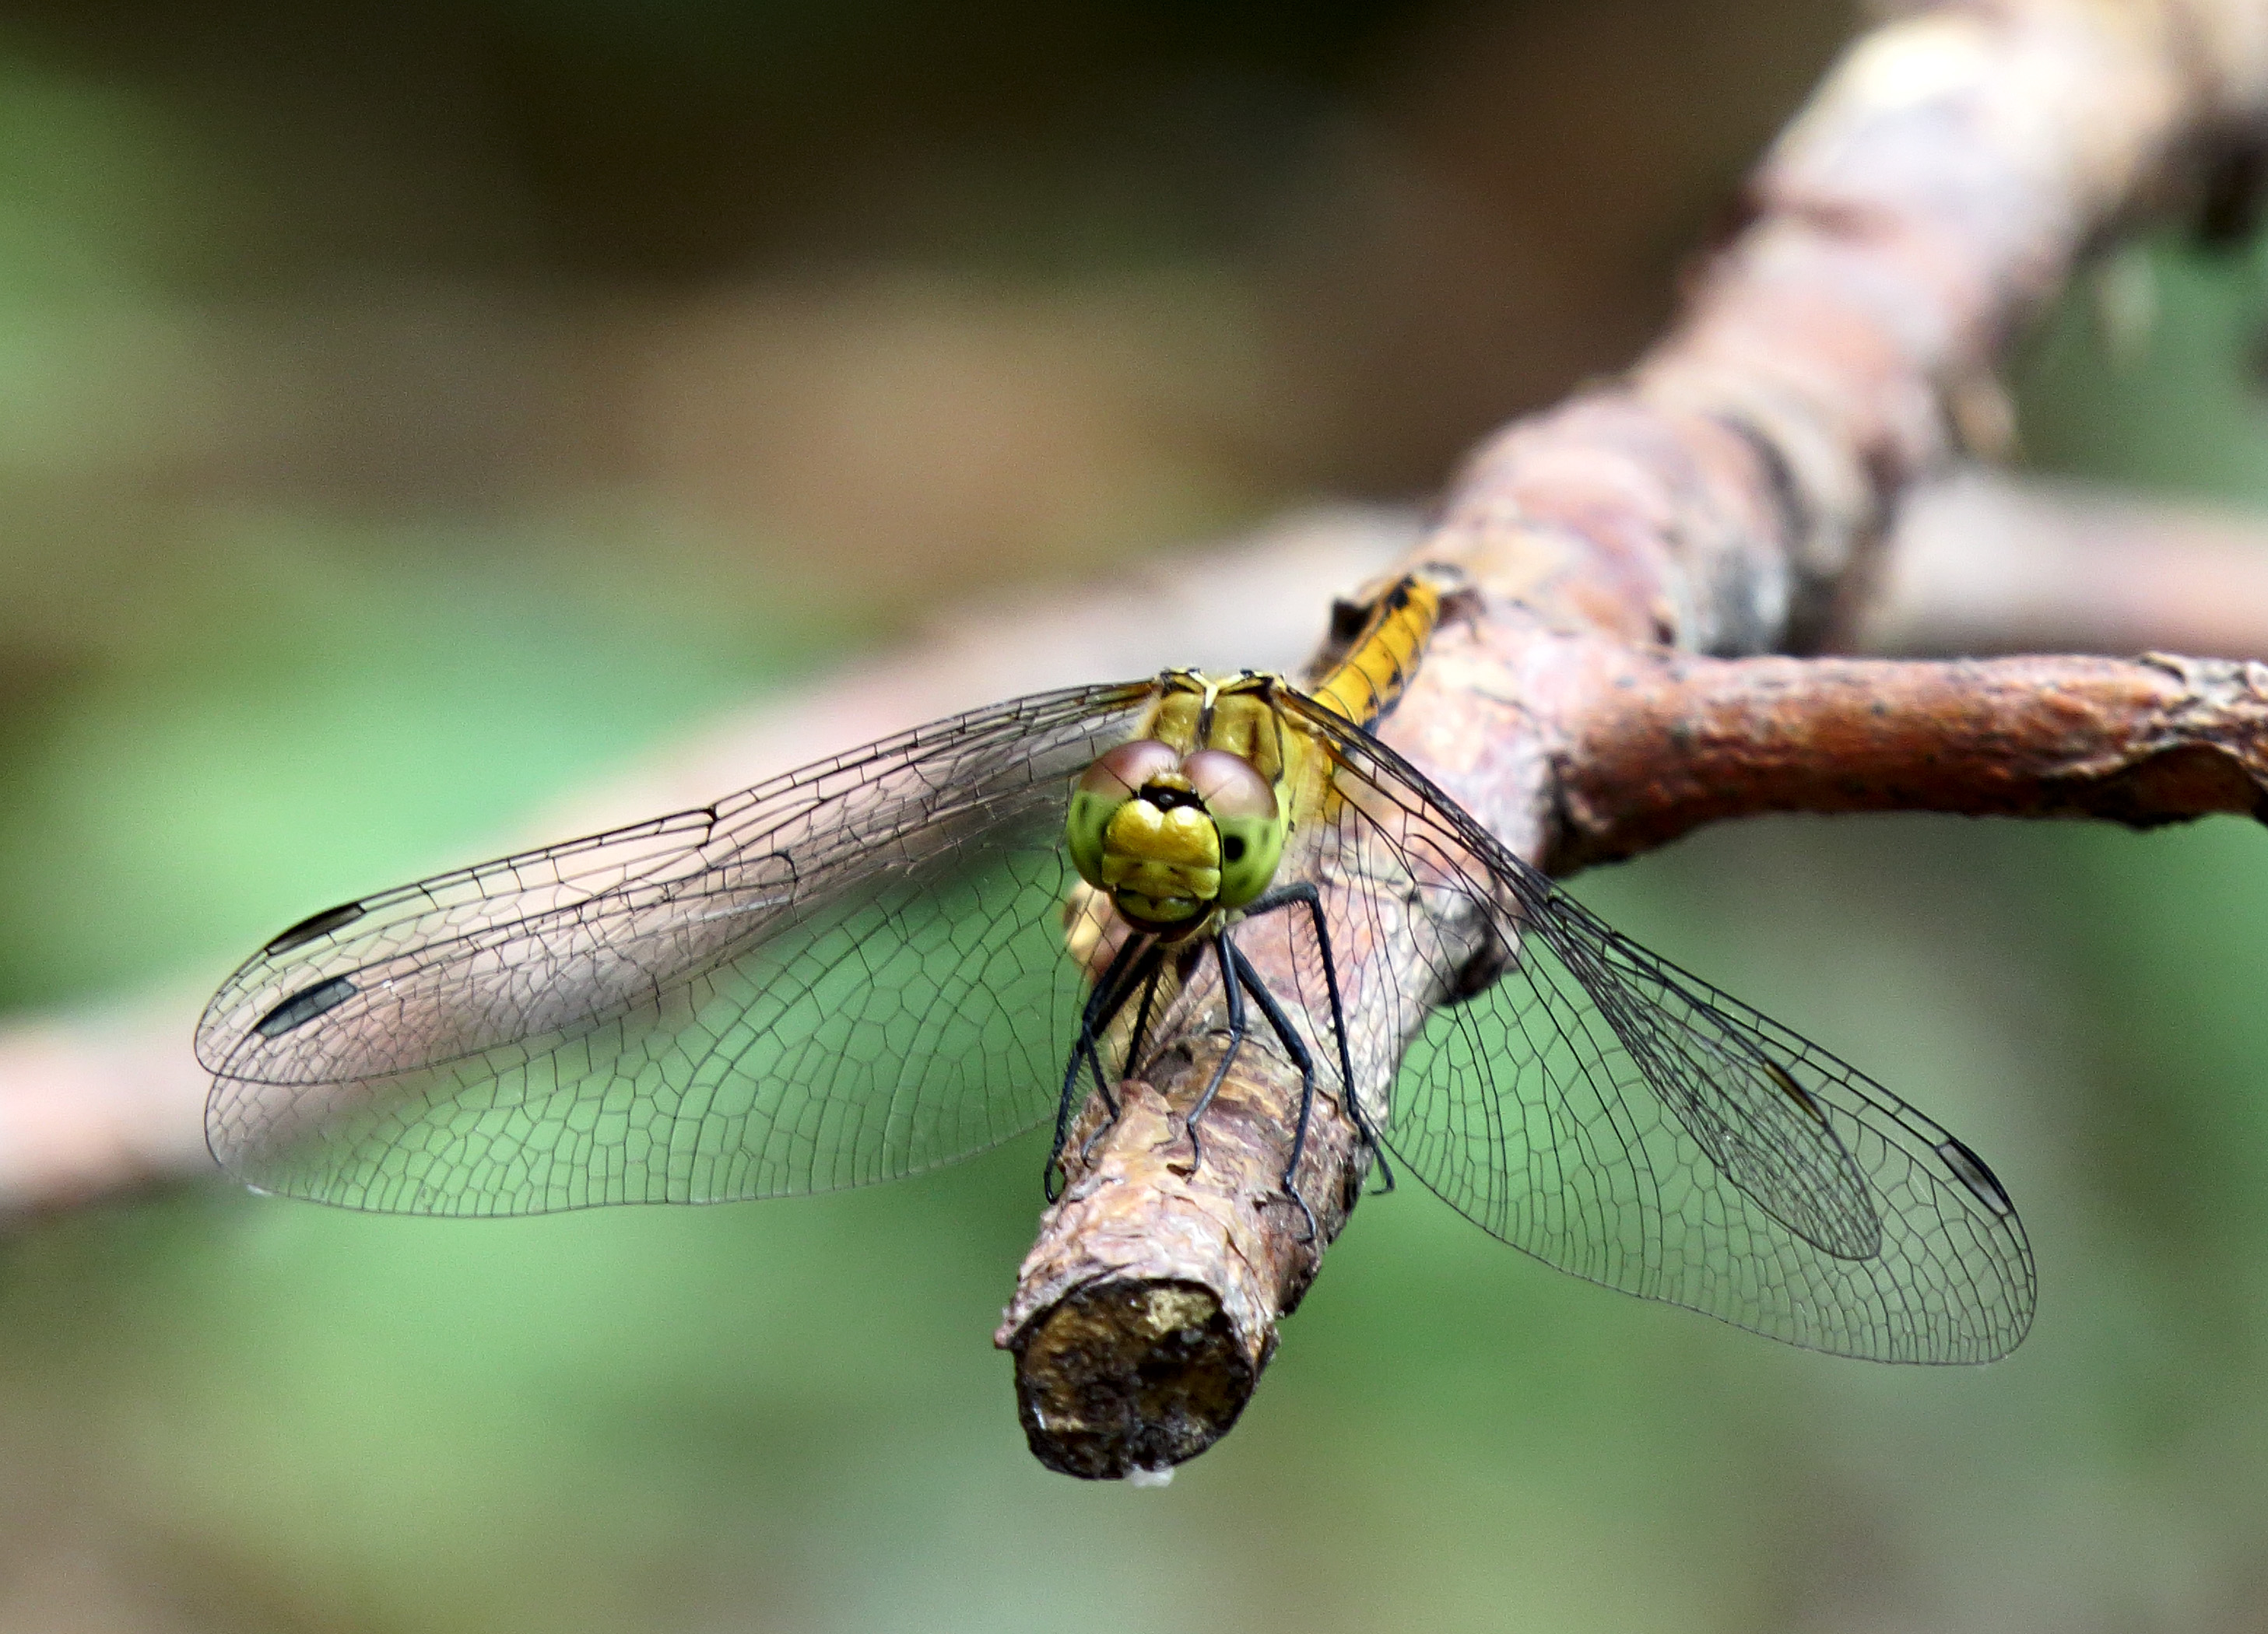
1141,675,1290,779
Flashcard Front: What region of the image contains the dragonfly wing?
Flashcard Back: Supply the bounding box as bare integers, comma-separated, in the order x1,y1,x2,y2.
199,682,1154,1215
1279,694,2037,1363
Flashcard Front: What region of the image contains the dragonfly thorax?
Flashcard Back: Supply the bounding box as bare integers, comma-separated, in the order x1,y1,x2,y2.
1066,738,1286,938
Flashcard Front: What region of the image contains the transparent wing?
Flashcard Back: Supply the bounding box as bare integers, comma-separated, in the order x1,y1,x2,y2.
1277,693,2036,1363
198,682,1156,1215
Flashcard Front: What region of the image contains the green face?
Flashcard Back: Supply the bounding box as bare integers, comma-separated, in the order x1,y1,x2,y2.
1066,741,1286,931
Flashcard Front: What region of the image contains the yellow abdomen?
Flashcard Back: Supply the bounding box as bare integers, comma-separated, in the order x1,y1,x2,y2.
1306,563,1462,728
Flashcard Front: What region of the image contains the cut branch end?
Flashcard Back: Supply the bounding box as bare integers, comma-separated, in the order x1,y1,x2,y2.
995,1051,1366,1478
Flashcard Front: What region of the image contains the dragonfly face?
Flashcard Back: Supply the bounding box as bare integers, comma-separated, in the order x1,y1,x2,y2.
1064,672,1294,938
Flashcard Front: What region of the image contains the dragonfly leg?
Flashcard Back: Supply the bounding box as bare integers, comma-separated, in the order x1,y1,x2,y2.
1181,930,1248,1176
1047,931,1156,1201
1241,881,1395,1195
1222,935,1321,1244
1122,954,1162,1082
1078,955,1163,1169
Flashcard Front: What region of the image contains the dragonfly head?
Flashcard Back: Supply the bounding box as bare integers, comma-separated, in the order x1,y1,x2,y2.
1066,739,1285,936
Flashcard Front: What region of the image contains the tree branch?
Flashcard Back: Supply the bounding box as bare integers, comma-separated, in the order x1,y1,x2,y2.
999,0,2268,1477
1861,465,2268,660
1552,647,2268,871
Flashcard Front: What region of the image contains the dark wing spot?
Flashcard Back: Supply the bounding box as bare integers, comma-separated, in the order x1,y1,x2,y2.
1764,1060,1829,1127
263,901,367,954
255,976,359,1039
1934,1137,2015,1217
1448,923,1514,1001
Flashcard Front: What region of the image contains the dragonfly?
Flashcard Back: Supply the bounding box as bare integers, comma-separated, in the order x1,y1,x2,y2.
197,566,2035,1365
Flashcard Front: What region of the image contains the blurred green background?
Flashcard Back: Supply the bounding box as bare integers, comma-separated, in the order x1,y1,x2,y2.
1,1,2264,1629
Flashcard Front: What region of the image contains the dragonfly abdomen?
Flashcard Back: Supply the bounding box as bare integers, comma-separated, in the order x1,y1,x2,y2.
1307,563,1465,728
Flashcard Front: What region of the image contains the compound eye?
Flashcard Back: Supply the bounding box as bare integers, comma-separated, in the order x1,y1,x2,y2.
1067,740,1184,890
1181,750,1277,823
1181,749,1283,910
1079,739,1181,801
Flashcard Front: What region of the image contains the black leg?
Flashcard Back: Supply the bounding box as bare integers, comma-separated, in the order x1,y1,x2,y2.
1240,881,1394,1194
1076,953,1165,1170
1046,931,1156,1199
1180,929,1248,1173
1222,935,1322,1243
1122,954,1163,1083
